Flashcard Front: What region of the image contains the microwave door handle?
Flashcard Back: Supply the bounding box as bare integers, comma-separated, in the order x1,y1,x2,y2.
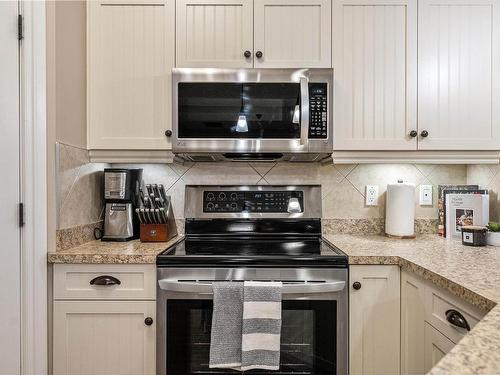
158,279,345,294
299,76,309,145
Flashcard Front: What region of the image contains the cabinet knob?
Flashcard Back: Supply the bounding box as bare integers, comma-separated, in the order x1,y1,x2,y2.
244,50,251,58
409,130,418,138
89,275,121,286
352,281,362,290
164,130,172,137
255,51,263,58
420,130,429,138
144,317,154,326
445,309,470,331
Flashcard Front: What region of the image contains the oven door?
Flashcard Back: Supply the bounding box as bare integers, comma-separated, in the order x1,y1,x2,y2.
157,268,348,375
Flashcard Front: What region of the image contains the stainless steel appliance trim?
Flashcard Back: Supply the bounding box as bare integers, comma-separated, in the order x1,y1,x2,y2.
158,279,345,294
171,68,333,157
299,76,309,145
156,267,348,375
184,185,322,219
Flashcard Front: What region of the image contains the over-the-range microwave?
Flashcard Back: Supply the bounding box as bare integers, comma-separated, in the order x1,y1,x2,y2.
172,68,333,162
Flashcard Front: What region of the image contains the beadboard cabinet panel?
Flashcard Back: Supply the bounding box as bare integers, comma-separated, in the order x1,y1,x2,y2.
253,0,331,68
418,0,500,150
350,265,401,375
87,1,174,149
53,301,156,375
333,0,417,150
176,0,254,67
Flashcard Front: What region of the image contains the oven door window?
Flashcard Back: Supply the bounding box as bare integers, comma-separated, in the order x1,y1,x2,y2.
166,300,336,374
177,83,301,139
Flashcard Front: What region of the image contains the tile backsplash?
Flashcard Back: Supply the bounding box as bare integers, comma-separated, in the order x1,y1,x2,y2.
57,142,479,236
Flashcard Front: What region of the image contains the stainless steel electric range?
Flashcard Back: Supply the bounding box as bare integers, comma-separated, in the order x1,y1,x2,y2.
157,185,348,375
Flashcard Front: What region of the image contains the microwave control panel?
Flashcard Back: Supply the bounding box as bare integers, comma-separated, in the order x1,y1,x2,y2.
203,190,303,213
308,83,328,139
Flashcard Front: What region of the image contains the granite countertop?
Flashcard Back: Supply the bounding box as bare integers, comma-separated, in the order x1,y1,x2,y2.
48,233,500,374
324,234,500,375
47,235,183,264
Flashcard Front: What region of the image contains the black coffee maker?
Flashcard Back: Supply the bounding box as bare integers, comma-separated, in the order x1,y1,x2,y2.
102,168,143,241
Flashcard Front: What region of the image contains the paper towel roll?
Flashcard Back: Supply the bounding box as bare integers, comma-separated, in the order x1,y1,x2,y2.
385,182,415,237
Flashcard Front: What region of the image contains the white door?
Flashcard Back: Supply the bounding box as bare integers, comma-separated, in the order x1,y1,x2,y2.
253,0,331,68
418,0,500,150
176,0,254,68
332,0,417,150
0,2,21,375
423,323,455,372
350,265,401,375
87,0,175,150
53,301,156,375
401,271,426,375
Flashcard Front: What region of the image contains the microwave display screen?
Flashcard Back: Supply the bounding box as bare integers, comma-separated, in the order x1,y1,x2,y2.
178,83,302,139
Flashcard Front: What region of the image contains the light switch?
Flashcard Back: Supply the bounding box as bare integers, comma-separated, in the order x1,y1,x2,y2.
365,185,379,206
419,185,433,205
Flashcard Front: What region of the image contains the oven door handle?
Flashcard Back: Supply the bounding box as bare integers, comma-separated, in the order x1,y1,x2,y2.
299,76,309,146
158,280,346,294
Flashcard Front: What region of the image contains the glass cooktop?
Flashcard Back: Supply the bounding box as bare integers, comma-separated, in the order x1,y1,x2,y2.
156,236,348,268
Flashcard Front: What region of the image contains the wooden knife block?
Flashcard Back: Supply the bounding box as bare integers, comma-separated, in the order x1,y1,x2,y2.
140,223,177,242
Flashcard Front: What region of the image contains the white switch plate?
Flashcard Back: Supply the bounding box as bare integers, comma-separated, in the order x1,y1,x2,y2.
419,184,433,205
365,185,379,206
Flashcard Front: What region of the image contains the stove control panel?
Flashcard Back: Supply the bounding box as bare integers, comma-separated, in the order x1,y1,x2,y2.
203,190,304,213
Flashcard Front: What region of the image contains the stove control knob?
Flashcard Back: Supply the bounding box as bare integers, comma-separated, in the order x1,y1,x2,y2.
206,202,215,211
352,281,362,290
218,192,226,201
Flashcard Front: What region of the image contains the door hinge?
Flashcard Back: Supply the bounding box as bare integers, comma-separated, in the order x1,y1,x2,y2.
18,14,23,41
19,203,25,227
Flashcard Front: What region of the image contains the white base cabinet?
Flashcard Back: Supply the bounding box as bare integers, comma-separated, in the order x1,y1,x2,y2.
52,265,157,375
53,301,156,375
349,265,401,375
423,322,455,371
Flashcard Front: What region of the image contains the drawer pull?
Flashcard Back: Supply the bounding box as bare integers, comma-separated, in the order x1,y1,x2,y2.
144,317,153,326
445,309,470,331
90,275,121,286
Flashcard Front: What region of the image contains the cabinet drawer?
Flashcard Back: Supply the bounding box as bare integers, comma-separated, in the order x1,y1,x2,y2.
425,283,486,344
54,264,156,300
424,322,455,373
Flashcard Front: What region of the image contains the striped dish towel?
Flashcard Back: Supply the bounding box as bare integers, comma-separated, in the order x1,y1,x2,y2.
241,281,282,371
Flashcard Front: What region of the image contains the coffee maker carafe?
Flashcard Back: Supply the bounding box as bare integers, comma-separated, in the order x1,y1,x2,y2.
102,168,143,241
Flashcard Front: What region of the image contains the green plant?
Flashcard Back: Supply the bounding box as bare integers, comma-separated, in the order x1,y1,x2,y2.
487,222,500,232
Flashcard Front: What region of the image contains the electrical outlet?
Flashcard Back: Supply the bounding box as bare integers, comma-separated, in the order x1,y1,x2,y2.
365,185,379,206
419,185,433,205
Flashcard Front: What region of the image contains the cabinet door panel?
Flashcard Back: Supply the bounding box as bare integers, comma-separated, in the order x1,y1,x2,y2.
176,0,254,67
350,265,401,375
254,0,331,68
401,271,426,375
333,0,417,150
418,0,500,150
87,1,174,149
53,301,155,375
424,323,455,372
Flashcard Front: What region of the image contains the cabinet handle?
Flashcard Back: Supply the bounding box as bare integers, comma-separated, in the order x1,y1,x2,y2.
409,130,418,138
352,281,362,290
144,317,154,326
165,130,172,137
244,50,251,58
255,51,263,58
420,130,429,138
445,309,470,331
89,275,121,286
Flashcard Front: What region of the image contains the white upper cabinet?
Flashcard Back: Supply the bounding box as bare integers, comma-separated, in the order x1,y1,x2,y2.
253,0,331,68
176,0,254,68
333,0,417,150
176,0,331,68
87,0,174,150
418,0,500,150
